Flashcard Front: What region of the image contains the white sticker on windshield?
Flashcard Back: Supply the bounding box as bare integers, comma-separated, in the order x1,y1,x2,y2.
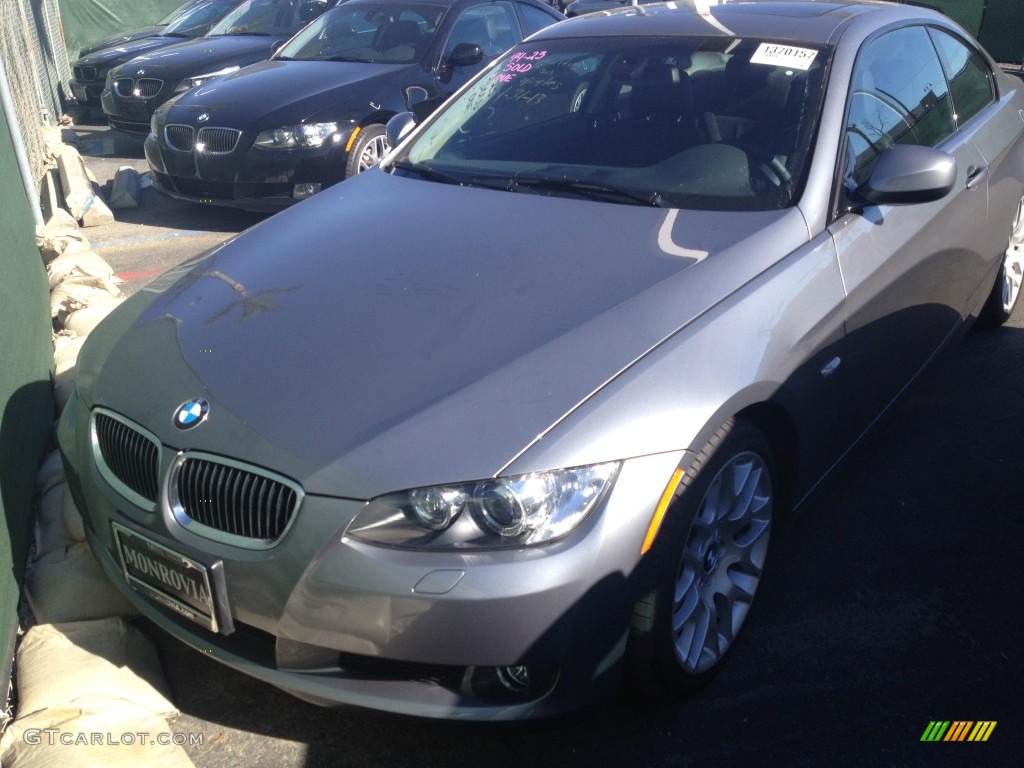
750,43,818,71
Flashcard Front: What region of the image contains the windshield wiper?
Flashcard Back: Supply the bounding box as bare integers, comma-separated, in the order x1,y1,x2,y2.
508,177,667,207
389,160,465,186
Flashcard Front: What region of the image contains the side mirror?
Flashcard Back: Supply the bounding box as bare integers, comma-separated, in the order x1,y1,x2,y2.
386,112,418,146
857,145,957,206
447,42,484,68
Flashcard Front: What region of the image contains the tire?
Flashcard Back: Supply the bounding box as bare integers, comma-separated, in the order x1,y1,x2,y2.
626,418,774,698
980,195,1024,327
345,124,389,178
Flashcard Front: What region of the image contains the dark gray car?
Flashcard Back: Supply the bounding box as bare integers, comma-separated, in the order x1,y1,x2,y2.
60,0,1024,720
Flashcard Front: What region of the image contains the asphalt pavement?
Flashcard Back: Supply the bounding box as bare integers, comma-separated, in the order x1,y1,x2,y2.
71,115,1024,768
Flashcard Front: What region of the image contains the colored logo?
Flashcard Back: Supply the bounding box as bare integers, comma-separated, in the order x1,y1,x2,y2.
921,721,996,742
174,399,210,430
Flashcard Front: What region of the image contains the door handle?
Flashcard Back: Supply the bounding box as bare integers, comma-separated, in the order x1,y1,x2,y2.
966,165,988,190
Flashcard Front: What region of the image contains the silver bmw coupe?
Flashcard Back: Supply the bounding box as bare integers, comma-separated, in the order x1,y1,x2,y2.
60,0,1024,719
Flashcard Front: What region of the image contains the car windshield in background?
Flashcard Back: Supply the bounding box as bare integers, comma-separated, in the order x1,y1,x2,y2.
160,0,242,37
394,37,831,211
278,3,445,64
208,0,327,36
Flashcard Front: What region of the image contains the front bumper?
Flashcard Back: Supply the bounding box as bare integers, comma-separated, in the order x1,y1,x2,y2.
58,387,683,719
144,127,351,211
102,86,169,134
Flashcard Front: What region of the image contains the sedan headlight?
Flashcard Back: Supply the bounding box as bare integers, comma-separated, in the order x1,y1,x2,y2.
173,66,240,94
253,123,340,149
347,462,620,550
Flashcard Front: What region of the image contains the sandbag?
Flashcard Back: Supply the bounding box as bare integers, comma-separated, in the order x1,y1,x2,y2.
35,449,66,498
34,484,76,560
61,483,86,543
63,296,125,337
14,619,175,719
26,543,137,624
36,231,91,265
46,250,121,289
0,699,195,768
50,275,121,323
53,336,86,413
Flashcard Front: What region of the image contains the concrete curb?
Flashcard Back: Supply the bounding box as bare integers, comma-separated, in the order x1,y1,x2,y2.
55,147,114,227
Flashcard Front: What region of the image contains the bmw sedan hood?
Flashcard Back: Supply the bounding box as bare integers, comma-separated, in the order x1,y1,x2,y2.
168,59,414,126
80,172,808,499
116,36,287,79
78,35,189,68
80,26,164,57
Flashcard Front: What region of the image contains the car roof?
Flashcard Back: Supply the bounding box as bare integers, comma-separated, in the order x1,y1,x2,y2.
534,0,948,45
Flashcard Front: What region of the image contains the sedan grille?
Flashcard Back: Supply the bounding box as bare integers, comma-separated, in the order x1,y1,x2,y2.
91,410,161,509
171,454,302,548
197,127,241,154
74,65,97,82
113,77,163,98
165,124,195,151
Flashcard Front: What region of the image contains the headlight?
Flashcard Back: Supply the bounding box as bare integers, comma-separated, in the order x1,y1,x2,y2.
253,123,340,149
173,66,240,94
150,114,159,136
346,463,620,550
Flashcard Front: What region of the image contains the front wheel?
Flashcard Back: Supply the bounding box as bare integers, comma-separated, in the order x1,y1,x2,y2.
981,195,1024,326
627,418,774,697
345,124,389,178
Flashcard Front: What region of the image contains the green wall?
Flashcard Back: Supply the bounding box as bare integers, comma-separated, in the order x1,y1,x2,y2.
58,0,187,61
0,104,56,689
978,0,1024,64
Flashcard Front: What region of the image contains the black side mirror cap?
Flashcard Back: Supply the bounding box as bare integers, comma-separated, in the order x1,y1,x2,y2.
386,112,418,147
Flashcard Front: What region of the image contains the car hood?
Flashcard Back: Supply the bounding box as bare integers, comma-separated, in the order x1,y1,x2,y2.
80,26,164,57
77,35,191,69
79,171,809,499
112,35,289,80
164,59,415,127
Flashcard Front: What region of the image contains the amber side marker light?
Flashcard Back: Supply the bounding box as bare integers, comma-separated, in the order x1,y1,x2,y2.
641,467,684,555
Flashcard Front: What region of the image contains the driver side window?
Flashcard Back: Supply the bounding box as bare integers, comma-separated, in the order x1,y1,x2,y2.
843,25,955,191
444,3,519,60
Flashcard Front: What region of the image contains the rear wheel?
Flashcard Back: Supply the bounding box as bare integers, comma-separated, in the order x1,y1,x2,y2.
627,419,774,696
345,124,389,177
981,195,1024,326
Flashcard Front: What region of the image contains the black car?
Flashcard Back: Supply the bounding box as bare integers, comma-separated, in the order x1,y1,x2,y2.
564,0,651,16
72,0,243,109
144,0,563,209
77,0,208,57
102,0,336,134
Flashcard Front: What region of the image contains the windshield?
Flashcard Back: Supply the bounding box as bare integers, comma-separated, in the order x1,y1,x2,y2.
161,0,240,37
158,0,204,25
209,0,329,37
392,37,831,211
277,4,444,63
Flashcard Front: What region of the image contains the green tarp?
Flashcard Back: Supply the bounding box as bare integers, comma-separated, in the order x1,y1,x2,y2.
58,0,187,61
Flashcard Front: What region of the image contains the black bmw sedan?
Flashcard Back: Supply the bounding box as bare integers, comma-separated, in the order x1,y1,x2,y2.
144,0,564,209
102,0,336,134
72,0,243,109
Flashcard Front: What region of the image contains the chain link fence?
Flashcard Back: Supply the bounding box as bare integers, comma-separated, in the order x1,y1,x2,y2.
0,0,71,194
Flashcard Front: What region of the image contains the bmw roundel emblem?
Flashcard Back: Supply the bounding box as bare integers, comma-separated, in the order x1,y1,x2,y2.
174,398,210,430
197,113,209,123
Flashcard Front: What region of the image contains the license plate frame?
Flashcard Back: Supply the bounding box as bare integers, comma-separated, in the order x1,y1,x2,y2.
112,522,227,633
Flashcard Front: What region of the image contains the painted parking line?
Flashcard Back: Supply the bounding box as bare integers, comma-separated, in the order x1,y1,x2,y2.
117,269,163,281
91,230,208,250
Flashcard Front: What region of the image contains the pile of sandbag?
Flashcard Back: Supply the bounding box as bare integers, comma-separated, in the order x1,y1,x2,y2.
40,228,125,411
0,191,195,766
